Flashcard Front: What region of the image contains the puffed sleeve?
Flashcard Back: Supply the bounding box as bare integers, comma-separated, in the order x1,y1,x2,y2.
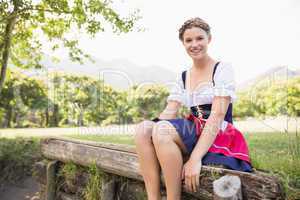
166,72,185,104
213,63,237,102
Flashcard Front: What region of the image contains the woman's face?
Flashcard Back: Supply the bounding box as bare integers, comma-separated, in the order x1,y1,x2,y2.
182,27,211,60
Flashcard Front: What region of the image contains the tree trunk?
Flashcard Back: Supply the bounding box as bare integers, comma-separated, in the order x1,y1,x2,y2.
40,111,45,127
45,108,49,127
4,106,13,128
0,8,18,94
77,105,84,126
15,110,21,128
52,104,59,127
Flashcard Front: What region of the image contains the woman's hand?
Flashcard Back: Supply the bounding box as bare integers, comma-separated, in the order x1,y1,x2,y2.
182,158,202,192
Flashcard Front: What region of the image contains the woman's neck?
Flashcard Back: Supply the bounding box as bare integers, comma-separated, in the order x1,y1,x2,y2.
192,55,213,70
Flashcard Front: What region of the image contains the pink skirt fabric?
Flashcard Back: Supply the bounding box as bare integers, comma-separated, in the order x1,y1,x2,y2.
186,114,251,163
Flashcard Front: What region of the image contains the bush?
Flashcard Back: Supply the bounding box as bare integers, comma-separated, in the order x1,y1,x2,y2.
0,137,41,186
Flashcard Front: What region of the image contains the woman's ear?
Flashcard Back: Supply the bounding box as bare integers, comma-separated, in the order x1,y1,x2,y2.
208,35,212,43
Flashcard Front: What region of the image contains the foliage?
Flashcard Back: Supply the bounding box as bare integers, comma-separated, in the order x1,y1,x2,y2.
0,137,41,186
1,72,299,127
60,162,78,181
0,0,140,93
0,70,48,127
49,72,123,127
234,77,300,119
84,163,103,200
126,84,169,123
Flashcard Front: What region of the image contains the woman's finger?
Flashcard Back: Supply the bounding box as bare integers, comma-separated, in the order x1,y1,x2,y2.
185,174,192,192
181,166,185,180
184,175,189,191
192,175,197,192
196,162,202,189
196,172,200,189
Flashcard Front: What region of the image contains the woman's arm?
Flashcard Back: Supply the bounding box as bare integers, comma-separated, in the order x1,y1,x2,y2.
158,100,181,120
190,96,230,160
182,96,230,192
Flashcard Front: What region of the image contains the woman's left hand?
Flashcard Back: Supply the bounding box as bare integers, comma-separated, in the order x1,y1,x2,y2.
182,158,202,192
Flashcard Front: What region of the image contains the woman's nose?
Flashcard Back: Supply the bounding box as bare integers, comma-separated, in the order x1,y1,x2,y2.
191,40,198,47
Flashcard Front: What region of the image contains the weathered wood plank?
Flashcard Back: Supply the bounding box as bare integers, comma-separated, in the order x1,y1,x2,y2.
40,137,285,200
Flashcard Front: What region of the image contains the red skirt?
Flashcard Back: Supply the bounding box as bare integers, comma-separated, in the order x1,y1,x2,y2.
186,114,251,163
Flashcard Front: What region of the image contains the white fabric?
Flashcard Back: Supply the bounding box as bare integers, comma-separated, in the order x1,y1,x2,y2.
167,62,237,108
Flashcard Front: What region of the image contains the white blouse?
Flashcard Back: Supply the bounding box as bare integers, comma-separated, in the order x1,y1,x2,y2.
167,62,237,108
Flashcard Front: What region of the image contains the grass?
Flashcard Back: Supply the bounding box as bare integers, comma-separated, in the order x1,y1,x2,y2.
83,163,103,200
244,132,300,199
67,134,135,146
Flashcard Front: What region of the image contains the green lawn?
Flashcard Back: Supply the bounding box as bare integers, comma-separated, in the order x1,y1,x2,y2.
68,134,135,146
245,132,300,199
67,132,300,199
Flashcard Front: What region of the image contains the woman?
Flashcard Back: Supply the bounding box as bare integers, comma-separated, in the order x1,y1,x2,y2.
134,17,252,200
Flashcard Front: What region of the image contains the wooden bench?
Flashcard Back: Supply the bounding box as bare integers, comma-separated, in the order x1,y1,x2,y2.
37,137,285,200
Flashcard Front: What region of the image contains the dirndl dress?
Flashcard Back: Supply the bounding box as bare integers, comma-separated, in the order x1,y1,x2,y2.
165,105,252,172
161,61,252,172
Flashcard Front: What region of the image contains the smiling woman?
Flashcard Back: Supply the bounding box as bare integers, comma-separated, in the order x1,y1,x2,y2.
134,17,252,200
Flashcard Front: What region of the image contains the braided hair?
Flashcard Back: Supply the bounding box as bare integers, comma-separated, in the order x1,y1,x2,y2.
178,17,211,41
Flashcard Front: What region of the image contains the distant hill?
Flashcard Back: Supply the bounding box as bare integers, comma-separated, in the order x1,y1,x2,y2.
24,57,300,91
31,56,177,90
238,66,300,90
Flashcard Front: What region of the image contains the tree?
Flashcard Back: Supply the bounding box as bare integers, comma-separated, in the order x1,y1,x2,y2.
0,70,48,127
0,0,140,94
127,84,169,123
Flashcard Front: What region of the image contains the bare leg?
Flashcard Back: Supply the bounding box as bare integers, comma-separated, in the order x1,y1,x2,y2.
134,120,162,200
152,121,188,200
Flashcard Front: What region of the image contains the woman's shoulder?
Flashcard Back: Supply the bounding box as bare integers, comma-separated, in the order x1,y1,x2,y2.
217,61,234,70
215,61,235,78
174,67,191,83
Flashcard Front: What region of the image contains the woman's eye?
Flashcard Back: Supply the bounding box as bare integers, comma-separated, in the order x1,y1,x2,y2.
185,39,192,43
197,37,203,41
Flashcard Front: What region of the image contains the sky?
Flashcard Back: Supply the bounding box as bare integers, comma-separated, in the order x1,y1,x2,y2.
58,0,300,84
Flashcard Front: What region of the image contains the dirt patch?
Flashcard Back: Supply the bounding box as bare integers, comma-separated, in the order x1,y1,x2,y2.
0,176,41,200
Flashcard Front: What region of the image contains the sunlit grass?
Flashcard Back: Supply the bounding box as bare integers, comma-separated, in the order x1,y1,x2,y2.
67,134,135,145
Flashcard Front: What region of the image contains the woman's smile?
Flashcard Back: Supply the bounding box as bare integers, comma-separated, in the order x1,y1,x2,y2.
190,49,202,54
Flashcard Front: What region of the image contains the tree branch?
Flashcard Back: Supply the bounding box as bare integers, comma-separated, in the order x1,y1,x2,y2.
0,6,72,23
0,42,3,52
0,1,19,94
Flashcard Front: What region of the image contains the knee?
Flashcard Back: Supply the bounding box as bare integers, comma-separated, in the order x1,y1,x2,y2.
134,120,154,145
152,121,174,147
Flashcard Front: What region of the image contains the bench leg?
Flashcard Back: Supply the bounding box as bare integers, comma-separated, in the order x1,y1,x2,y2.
46,160,59,200
102,173,117,200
